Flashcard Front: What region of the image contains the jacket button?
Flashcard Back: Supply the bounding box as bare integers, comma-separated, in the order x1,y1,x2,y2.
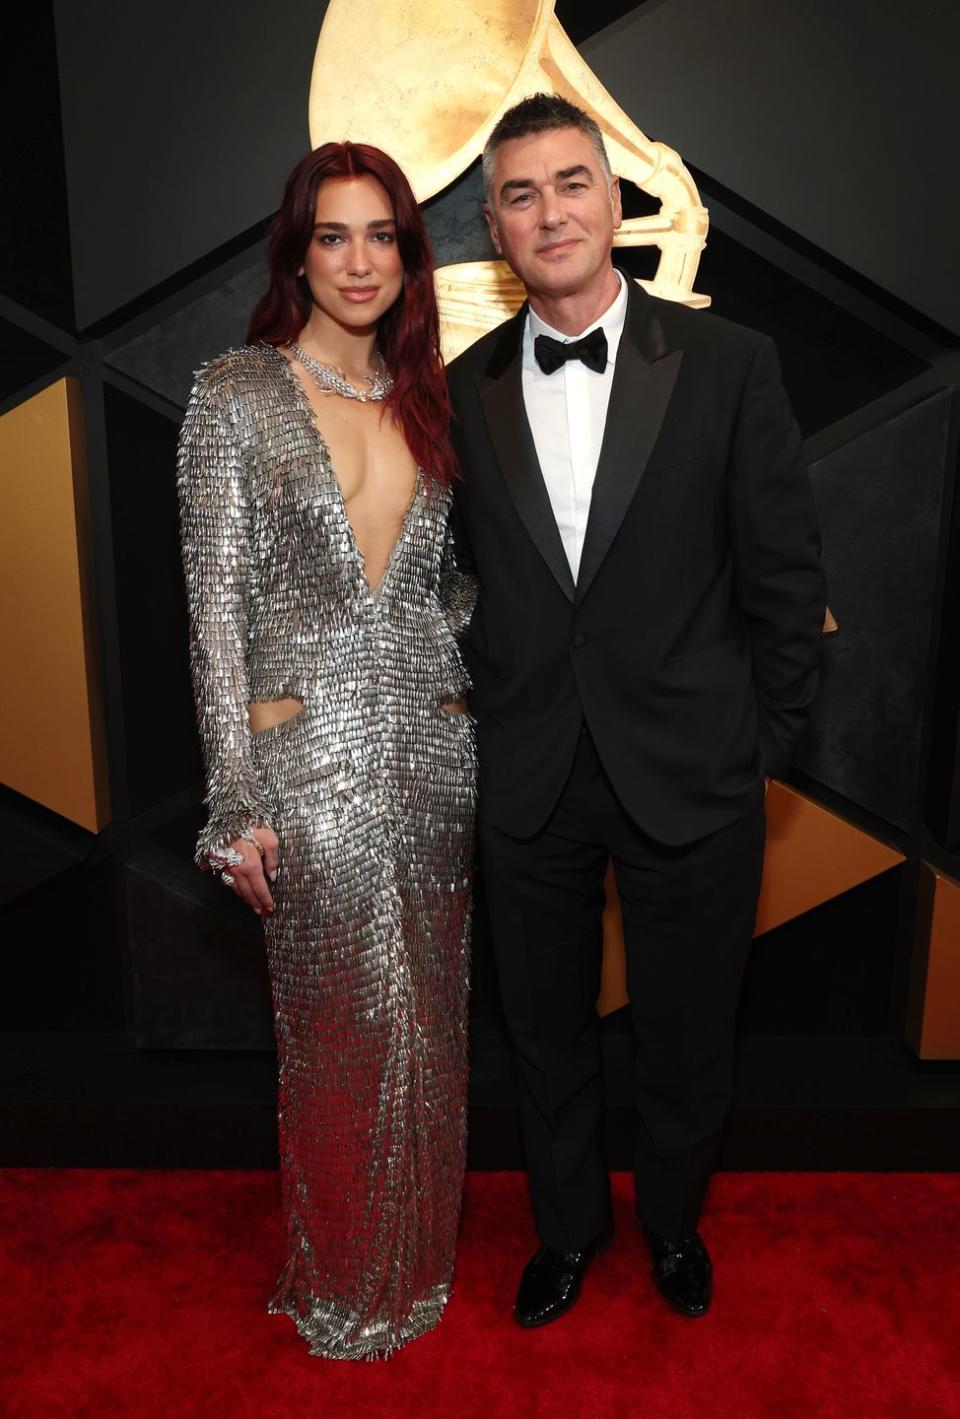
572,632,588,648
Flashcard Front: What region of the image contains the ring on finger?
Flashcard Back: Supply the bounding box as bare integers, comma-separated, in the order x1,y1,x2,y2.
220,870,235,887
252,839,265,858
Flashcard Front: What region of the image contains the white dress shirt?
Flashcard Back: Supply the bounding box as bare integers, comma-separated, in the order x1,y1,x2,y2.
521,271,629,582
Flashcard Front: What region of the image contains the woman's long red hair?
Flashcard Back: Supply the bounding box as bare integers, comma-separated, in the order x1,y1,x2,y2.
247,142,457,487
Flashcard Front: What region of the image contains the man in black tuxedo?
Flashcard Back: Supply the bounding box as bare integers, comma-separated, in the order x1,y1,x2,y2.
447,94,825,1327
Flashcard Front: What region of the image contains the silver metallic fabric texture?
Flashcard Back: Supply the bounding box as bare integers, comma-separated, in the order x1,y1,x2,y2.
177,343,476,1359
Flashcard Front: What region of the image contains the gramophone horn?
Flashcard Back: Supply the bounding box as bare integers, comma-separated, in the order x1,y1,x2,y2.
309,0,709,355
309,1,547,204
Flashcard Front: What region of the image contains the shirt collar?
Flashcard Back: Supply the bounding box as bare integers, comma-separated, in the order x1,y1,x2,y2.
525,268,628,368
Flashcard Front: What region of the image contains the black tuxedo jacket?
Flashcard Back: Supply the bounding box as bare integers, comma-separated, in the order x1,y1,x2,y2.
447,276,826,845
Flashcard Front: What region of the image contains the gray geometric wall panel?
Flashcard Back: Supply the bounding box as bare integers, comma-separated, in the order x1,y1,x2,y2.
424,163,492,270
587,0,960,334
796,388,955,828
54,0,327,326
107,256,269,408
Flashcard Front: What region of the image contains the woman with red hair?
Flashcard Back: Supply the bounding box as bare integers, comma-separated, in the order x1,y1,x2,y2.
177,143,476,1359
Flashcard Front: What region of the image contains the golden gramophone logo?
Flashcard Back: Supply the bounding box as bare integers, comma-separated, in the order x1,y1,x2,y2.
309,0,710,360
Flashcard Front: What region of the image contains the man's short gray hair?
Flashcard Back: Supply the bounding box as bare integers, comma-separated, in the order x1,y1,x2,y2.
481,93,613,203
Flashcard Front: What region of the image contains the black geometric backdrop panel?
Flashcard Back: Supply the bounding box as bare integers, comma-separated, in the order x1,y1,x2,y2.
52,0,327,329
797,389,955,830
104,387,201,817
585,0,960,334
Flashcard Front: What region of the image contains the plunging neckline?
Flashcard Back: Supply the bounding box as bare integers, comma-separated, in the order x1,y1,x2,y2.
271,344,422,601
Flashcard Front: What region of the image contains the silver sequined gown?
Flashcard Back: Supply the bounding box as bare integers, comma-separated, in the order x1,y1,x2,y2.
176,343,476,1359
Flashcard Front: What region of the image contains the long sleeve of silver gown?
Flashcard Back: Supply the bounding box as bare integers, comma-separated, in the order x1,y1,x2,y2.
177,371,276,865
176,344,476,1361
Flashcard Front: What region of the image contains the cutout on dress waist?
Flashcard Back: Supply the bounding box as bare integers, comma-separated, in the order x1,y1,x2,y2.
249,696,305,734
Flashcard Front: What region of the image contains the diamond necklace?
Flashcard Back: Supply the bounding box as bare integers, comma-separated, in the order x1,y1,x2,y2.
287,342,393,402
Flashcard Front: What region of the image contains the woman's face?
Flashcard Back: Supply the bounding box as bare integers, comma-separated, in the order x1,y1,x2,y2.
299,174,404,332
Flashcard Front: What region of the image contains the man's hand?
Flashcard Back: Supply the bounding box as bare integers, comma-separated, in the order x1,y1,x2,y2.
221,826,280,917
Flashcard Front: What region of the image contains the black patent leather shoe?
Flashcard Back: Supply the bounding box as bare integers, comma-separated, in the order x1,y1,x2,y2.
514,1219,614,1328
644,1228,713,1317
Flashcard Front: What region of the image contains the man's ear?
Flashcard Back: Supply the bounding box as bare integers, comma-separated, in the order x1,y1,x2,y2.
483,203,503,257
610,175,623,232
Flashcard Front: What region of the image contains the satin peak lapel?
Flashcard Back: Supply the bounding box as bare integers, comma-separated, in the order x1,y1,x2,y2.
575,302,682,605
478,342,576,603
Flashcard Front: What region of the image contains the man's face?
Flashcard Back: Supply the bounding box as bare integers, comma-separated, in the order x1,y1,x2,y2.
484,127,622,301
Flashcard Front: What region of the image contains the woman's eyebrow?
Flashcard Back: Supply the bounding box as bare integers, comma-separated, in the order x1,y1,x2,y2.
312,218,397,231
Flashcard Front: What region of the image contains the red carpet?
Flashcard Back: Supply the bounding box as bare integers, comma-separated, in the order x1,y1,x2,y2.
2,1170,959,1418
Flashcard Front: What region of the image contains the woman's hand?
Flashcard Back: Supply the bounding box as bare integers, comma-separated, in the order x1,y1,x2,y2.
220,826,280,917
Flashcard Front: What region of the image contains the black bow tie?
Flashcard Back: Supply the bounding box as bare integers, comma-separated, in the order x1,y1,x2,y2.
534,326,608,375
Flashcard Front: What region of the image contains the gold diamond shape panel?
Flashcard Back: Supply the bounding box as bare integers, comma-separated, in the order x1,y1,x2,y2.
0,378,109,832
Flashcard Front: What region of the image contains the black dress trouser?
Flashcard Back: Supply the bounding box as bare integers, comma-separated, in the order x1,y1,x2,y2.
479,728,766,1250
